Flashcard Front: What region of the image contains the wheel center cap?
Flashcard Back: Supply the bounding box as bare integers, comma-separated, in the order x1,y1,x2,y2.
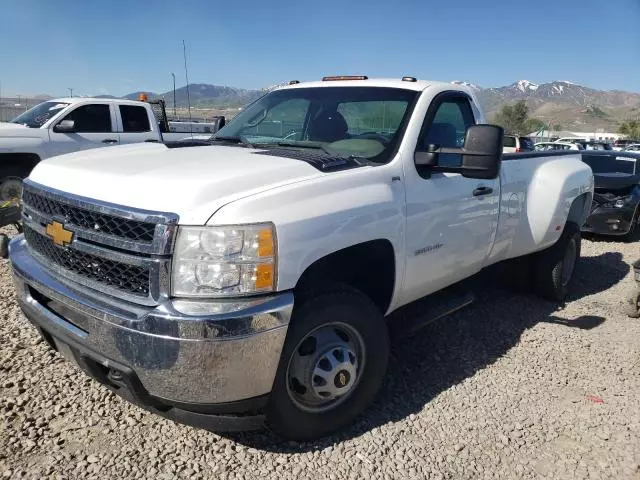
334,370,351,388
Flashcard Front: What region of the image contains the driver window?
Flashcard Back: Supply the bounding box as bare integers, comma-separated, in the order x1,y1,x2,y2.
62,104,112,133
417,97,475,167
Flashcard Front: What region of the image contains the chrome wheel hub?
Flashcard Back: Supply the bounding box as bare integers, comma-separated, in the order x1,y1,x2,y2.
286,322,364,413
310,345,358,400
0,177,23,202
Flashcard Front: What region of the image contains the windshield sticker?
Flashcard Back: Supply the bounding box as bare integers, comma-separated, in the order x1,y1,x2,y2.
49,104,67,111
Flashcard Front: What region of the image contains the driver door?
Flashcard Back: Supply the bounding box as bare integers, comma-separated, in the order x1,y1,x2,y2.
400,93,500,306
48,103,119,157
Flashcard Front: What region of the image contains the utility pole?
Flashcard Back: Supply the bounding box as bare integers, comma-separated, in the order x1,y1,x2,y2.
68,87,73,98
171,72,176,117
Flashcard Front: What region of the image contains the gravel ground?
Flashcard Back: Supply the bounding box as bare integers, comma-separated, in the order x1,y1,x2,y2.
1,225,639,479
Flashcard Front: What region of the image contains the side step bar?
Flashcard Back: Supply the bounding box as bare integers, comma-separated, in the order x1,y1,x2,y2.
388,287,475,339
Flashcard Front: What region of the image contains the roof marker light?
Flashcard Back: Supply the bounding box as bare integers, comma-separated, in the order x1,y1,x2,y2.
322,75,368,81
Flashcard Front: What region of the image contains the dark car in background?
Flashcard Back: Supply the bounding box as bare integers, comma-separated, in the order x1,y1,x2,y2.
581,151,640,238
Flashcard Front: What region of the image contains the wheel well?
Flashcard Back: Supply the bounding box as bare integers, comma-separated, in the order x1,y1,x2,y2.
567,192,591,227
0,153,41,178
294,240,396,314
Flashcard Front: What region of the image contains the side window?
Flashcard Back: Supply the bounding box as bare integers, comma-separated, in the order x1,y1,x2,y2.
417,97,475,167
63,104,111,133
241,99,310,139
503,136,516,148
120,105,151,133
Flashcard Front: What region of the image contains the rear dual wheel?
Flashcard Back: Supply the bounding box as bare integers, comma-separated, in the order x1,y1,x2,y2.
267,287,389,440
532,222,581,302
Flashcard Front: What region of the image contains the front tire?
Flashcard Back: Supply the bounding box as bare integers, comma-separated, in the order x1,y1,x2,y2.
266,286,389,440
533,222,581,302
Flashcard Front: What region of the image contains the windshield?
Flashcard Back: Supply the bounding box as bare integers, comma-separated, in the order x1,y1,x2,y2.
10,101,70,128
212,86,419,163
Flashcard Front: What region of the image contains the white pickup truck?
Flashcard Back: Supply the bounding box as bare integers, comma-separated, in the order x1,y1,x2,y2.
9,76,594,440
0,97,223,200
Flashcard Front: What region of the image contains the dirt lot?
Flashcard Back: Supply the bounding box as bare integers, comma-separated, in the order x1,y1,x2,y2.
1,226,639,479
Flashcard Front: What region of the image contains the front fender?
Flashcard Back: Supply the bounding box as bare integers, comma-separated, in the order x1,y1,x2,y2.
0,135,46,158
208,165,406,305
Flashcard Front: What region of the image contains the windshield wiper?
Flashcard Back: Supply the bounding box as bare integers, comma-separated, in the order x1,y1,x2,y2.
210,136,254,147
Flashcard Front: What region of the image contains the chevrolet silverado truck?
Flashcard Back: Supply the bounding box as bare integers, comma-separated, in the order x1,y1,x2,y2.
0,97,223,200
9,76,594,440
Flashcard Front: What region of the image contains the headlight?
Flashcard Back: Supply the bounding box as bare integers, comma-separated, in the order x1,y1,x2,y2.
171,223,276,297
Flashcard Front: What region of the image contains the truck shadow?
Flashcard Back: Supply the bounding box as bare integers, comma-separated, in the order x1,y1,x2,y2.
224,251,628,453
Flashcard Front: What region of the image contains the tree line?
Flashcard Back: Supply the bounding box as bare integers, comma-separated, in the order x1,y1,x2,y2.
492,100,560,135
493,100,639,140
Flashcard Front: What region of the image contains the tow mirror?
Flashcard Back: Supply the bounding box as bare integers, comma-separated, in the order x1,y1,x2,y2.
53,119,75,133
414,124,503,179
460,124,503,179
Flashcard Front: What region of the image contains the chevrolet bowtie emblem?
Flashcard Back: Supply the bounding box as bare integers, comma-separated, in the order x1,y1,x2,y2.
45,221,74,247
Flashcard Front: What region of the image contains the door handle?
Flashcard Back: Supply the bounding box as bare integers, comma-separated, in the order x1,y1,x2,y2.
102,139,118,144
472,186,493,197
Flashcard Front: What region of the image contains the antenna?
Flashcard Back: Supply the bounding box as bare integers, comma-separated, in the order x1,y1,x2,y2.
68,87,74,98
182,40,193,135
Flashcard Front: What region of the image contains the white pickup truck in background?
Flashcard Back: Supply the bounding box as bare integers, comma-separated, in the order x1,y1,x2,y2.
0,97,224,200
10,76,593,440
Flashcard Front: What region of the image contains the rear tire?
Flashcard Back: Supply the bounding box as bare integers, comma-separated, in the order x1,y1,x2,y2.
0,235,8,259
266,286,389,440
533,222,581,302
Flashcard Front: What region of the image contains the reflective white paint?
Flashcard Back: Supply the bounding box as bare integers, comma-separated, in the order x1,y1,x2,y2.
0,97,169,161
29,80,594,315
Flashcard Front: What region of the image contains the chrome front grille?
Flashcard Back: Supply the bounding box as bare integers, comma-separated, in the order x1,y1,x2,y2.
22,189,157,243
24,226,150,296
21,180,178,305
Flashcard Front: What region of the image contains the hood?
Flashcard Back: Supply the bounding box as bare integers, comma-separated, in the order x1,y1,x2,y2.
29,143,324,224
0,123,44,142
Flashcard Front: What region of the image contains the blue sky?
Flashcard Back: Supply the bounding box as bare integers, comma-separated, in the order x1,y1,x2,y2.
1,0,639,97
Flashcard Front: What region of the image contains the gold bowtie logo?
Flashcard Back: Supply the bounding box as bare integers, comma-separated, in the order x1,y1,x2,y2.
338,372,347,387
45,221,74,247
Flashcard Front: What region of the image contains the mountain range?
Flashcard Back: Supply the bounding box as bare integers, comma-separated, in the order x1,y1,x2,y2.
461,80,640,131
38,79,640,132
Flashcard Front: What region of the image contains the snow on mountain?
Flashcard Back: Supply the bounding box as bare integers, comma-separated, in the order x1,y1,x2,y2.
513,80,539,92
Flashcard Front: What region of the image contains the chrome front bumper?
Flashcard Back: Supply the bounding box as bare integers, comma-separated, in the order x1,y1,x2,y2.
10,236,293,406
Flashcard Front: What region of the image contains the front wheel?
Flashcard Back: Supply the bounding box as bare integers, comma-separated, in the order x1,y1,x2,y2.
266,286,389,440
0,176,24,202
533,222,581,302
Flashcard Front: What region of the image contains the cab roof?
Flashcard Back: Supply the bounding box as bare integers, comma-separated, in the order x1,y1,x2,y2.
280,78,465,93
47,97,149,106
